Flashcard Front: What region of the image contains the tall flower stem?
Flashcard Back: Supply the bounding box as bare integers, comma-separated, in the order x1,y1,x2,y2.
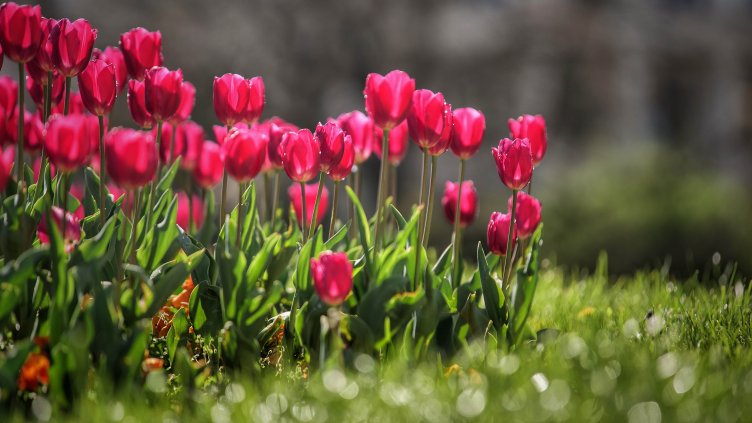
236,182,246,248
187,179,194,233
15,63,25,185
422,156,438,248
502,190,519,283
60,173,70,240
373,129,390,252
308,172,325,240
262,172,270,224
328,181,340,239
44,72,52,121
219,125,230,230
451,159,466,288
168,123,177,167
413,150,430,290
145,121,163,228
270,171,280,230
348,168,360,239
129,188,141,264
98,115,107,225
299,181,308,243
63,76,71,115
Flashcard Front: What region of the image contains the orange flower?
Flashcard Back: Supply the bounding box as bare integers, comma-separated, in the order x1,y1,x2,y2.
151,306,174,338
17,352,50,391
142,357,164,373
151,277,196,337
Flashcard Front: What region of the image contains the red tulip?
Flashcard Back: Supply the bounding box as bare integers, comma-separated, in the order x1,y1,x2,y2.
508,191,541,239
373,120,409,165
0,2,42,63
127,79,154,129
327,135,353,182
50,91,84,115
84,114,106,170
243,76,265,124
0,146,13,191
336,110,373,164
50,18,97,77
282,129,320,182
450,107,485,159
26,73,64,109
487,212,516,256
407,89,449,149
508,114,547,166
7,109,43,153
192,141,223,189
442,180,478,228
160,120,204,170
310,251,352,306
265,117,298,168
105,128,157,189
119,28,163,81
427,103,453,157
25,17,56,78
78,58,116,116
0,75,18,122
288,182,329,228
69,184,85,220
144,66,183,122
169,81,195,124
314,121,345,173
43,114,92,172
92,46,127,95
213,73,249,126
363,70,415,130
222,127,267,183
492,138,533,191
32,156,55,183
38,206,81,253
176,192,204,230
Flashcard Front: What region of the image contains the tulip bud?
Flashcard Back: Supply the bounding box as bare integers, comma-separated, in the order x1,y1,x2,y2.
373,120,409,165
105,128,157,190
161,120,204,170
508,114,547,166
314,121,345,172
0,75,18,114
244,76,265,124
78,58,117,116
50,91,84,115
119,27,163,81
127,79,154,129
144,66,183,122
92,46,128,95
38,206,81,253
5,109,43,153
336,110,373,164
193,141,223,189
222,127,267,183
487,212,516,256
491,138,533,191
177,192,204,231
263,117,298,168
327,135,354,182
282,129,320,182
363,70,415,130
508,191,541,239
26,73,64,109
408,89,449,149
43,114,92,172
426,103,453,157
288,182,329,230
0,2,42,63
310,251,353,306
450,107,485,159
0,147,13,192
169,81,195,125
213,73,249,126
50,18,97,77
442,180,478,228
25,17,56,76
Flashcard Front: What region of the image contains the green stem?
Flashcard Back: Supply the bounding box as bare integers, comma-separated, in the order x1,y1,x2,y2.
502,190,519,284
328,181,340,239
373,129,390,252
219,126,230,231
270,171,280,231
63,76,71,115
61,173,70,241
527,176,533,195
44,71,52,121
129,189,141,264
308,172,325,240
145,121,163,228
262,172,271,224
300,181,307,243
422,156,438,248
187,179,194,233
413,150,430,290
168,122,177,167
15,63,25,185
236,182,245,248
98,115,106,225
348,169,360,239
452,159,466,288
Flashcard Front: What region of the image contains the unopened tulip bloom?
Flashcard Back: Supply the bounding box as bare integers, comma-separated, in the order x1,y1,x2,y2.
43,114,92,172
508,191,541,239
213,73,249,126
508,114,547,166
337,110,373,164
192,141,223,189
51,91,84,115
38,206,81,253
408,89,449,149
442,180,477,228
265,117,298,168
373,120,408,165
363,70,415,130
426,103,453,157
450,107,485,159
12,110,44,153
487,212,516,256
282,129,319,182
492,138,533,191
0,75,17,114
243,76,264,124
327,135,354,181
310,251,352,306
119,28,163,80
289,182,329,229
315,121,345,172
160,120,203,169
144,66,182,122
127,79,154,129
105,128,157,189
92,46,127,94
78,58,117,116
0,147,13,192
170,81,195,124
177,192,204,230
26,73,64,109
0,2,42,63
25,17,56,76
50,18,97,77
222,127,267,183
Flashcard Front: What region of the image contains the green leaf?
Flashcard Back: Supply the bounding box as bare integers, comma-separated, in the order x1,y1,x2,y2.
510,225,543,346
389,204,407,230
324,222,350,249
156,158,182,194
358,277,409,342
71,217,116,264
141,249,205,318
345,185,372,274
167,308,188,361
477,242,504,333
137,193,179,271
189,282,223,336
295,228,323,298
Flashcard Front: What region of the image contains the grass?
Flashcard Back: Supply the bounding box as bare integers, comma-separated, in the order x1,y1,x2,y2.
7,254,752,422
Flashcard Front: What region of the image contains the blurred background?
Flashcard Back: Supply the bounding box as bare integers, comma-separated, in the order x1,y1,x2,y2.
20,0,752,275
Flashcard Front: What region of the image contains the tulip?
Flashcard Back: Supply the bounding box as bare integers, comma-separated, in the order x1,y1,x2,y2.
144,66,183,123
492,138,533,191
119,28,163,81
222,127,267,183
420,103,453,253
450,107,485,160
169,81,195,125
326,135,353,238
407,89,449,150
213,73,249,126
50,18,97,78
26,17,56,76
244,76,265,124
26,73,64,110
5,109,43,153
315,121,346,173
127,79,154,129
426,103,454,157
43,114,92,172
176,192,204,232
0,2,42,63
373,120,408,166
288,182,329,230
92,46,127,94
0,75,17,116
192,141,223,189
50,91,84,115
487,212,516,257
38,206,81,253
78,58,117,116
105,128,157,190
0,146,13,193
336,110,373,164
16,352,49,392
282,129,320,183
310,251,352,306
363,70,415,130
508,114,547,166
442,180,478,228
508,191,541,239
160,120,204,170
265,117,298,168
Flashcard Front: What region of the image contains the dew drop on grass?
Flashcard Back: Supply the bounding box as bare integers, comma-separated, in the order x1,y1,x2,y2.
563,334,587,359
540,379,571,411
497,354,520,375
211,403,231,423
291,402,316,422
673,367,696,394
31,396,52,422
252,403,273,423
456,388,486,418
110,402,125,421
225,383,246,403
646,314,666,336
656,352,680,379
628,402,662,423
532,373,549,392
354,354,375,373
266,393,288,414
339,381,360,400
323,368,347,393
623,318,640,339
